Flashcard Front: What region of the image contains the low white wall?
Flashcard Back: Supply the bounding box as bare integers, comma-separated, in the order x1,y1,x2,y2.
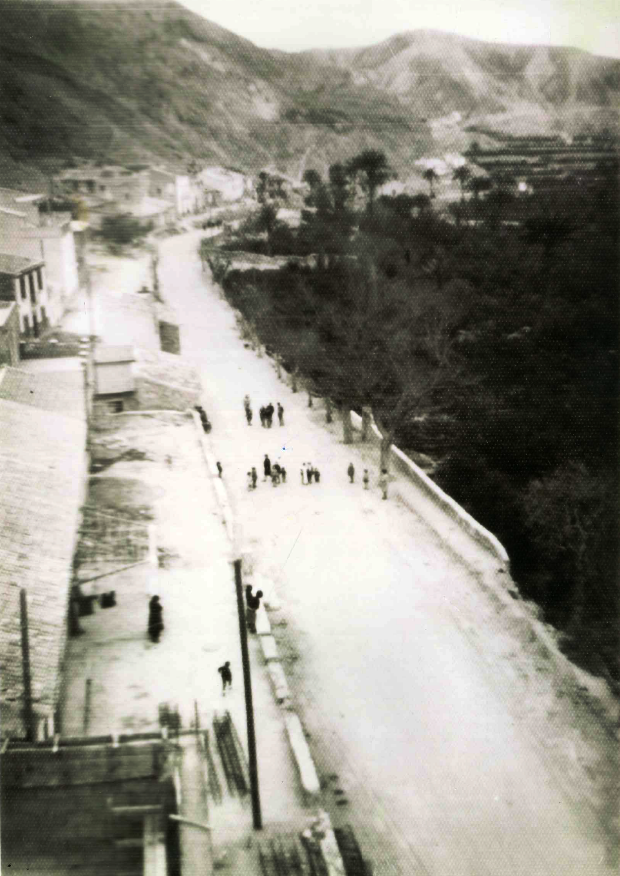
349,410,509,568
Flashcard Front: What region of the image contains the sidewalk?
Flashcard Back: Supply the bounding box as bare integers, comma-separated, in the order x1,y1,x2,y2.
60,410,313,872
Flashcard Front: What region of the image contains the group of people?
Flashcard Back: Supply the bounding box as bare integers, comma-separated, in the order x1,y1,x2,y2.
194,405,211,433
348,463,372,492
243,395,284,429
300,462,320,484
258,454,286,487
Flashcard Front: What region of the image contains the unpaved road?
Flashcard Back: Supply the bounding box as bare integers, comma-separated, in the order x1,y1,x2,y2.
158,230,618,875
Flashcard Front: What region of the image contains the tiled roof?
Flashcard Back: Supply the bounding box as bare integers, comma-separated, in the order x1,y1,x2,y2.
0,252,43,276
0,366,85,418
0,399,86,716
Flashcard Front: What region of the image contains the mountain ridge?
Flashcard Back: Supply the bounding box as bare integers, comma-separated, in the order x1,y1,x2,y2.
0,0,617,188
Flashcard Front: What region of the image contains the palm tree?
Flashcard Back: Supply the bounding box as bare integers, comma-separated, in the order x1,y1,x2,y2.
347,150,393,215
423,168,439,199
452,165,471,203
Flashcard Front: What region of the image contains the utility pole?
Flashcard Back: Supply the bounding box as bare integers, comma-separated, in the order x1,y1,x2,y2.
20,589,35,742
233,559,262,830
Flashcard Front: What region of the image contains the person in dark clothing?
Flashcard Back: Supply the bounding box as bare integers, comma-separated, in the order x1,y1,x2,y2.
216,461,223,477
347,463,355,483
259,407,266,427
314,468,321,483
265,403,274,428
218,661,232,695
306,464,313,484
277,403,284,426
245,406,253,426
147,595,164,643
263,454,271,480
251,467,258,489
281,467,287,483
245,587,263,633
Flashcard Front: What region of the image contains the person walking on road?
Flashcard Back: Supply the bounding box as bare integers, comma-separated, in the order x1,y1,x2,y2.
259,406,266,428
314,467,321,483
216,461,223,478
218,661,232,695
347,463,355,483
265,403,274,428
251,467,258,489
147,595,164,643
379,468,389,500
281,466,287,483
306,463,313,485
263,454,271,481
363,469,370,490
243,394,251,411
247,471,254,490
245,405,253,426
277,403,284,426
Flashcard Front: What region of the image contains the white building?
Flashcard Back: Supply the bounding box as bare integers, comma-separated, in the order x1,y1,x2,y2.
0,252,49,337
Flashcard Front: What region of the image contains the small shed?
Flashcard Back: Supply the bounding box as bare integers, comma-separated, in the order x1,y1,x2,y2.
94,345,135,402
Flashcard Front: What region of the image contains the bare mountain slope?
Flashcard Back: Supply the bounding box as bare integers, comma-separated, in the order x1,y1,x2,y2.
0,2,617,188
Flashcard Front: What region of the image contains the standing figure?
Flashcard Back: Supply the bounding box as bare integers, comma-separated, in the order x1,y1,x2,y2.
314,468,321,483
347,463,355,483
245,586,263,633
243,394,251,411
265,403,274,428
300,467,305,485
277,403,284,426
245,406,253,426
363,469,369,490
379,469,389,500
251,467,258,489
218,661,232,695
147,595,164,643
281,467,287,483
263,454,272,481
247,471,254,490
216,461,223,478
306,463,313,485
259,407,266,427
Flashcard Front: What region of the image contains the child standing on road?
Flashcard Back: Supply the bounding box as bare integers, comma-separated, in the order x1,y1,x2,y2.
347,463,355,483
379,469,389,500
218,661,232,695
251,467,258,489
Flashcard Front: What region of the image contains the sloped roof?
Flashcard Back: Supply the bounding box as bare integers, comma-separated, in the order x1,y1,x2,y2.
133,346,201,395
0,252,43,276
0,365,85,418
0,399,86,723
94,345,135,364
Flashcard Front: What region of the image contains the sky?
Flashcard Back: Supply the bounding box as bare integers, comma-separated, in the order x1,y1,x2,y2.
177,0,619,58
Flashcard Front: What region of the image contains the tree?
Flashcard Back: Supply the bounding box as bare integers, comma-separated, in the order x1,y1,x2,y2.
521,214,574,276
347,150,392,215
411,193,431,214
423,167,439,199
253,203,281,256
328,163,351,215
453,165,471,203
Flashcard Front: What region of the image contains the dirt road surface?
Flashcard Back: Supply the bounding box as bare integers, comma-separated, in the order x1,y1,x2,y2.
158,230,618,876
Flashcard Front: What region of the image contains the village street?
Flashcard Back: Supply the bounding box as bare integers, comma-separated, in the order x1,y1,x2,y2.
157,229,616,876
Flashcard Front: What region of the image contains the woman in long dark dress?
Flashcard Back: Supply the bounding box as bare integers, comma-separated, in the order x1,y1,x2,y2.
148,595,164,642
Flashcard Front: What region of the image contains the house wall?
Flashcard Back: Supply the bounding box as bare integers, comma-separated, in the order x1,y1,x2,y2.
41,230,79,317
14,267,48,336
135,376,199,411
0,305,20,366
94,361,135,395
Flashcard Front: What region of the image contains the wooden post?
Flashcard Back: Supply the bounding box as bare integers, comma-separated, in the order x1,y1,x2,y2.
233,559,262,830
20,589,35,741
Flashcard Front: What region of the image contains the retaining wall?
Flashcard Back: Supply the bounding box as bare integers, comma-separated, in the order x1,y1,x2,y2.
349,410,509,568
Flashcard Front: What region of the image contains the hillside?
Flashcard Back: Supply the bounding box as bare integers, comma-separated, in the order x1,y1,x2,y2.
0,0,618,188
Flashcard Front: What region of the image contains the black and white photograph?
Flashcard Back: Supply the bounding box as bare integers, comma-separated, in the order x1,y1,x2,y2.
0,0,618,873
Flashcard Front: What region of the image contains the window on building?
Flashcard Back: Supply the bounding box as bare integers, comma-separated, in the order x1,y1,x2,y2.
23,316,30,336
109,400,124,413
28,273,36,304
40,306,48,327
32,313,39,338
19,275,27,300
37,268,43,289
